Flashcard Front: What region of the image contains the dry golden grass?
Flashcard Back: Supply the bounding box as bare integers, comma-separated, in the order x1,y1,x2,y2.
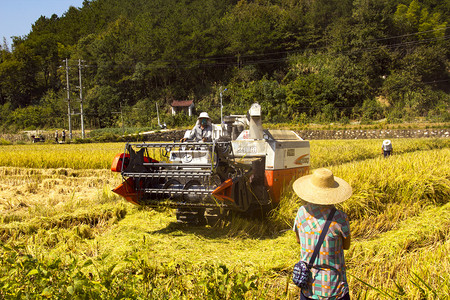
0,167,121,223
347,202,450,299
271,146,450,299
336,148,449,238
0,140,449,299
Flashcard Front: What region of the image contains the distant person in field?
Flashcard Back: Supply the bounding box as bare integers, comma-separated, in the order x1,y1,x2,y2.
382,139,393,158
293,168,352,300
55,130,58,143
62,130,66,143
180,112,212,142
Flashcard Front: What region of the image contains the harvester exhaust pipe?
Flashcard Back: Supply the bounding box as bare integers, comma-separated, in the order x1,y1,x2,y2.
248,103,264,139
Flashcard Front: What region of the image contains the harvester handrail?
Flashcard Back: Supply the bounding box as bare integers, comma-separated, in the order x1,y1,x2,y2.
127,141,231,148
144,188,214,195
123,170,212,176
130,141,212,148
138,201,228,209
142,162,214,168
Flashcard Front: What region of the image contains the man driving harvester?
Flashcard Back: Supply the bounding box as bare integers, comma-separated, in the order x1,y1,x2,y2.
180,112,213,142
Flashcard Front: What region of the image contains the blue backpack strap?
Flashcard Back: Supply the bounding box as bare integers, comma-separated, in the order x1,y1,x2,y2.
307,207,336,268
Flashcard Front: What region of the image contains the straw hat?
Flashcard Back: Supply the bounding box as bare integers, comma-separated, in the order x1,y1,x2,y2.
383,140,391,146
293,168,352,205
198,112,210,119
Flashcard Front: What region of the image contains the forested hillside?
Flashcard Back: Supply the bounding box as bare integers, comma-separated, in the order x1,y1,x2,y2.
0,0,448,131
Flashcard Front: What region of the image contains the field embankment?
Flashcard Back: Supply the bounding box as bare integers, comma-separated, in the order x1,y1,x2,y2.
128,128,450,142
2,126,449,143
0,139,449,299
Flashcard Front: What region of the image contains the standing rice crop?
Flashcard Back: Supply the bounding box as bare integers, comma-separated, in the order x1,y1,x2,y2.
271,146,449,298
310,138,449,168
0,139,449,299
0,143,124,169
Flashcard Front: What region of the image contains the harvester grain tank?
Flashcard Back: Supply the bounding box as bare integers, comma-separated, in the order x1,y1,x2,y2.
111,103,310,225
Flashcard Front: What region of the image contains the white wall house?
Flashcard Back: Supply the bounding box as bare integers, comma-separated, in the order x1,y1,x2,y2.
171,100,194,116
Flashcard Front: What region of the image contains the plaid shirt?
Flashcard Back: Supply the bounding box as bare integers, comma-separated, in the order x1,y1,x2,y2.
293,204,350,299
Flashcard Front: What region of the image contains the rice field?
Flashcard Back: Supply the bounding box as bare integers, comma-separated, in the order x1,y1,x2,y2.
0,138,449,299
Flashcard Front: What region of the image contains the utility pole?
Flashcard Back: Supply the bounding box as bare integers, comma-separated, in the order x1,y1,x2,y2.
78,59,85,139
156,102,161,127
219,87,227,125
65,59,72,140
120,102,124,134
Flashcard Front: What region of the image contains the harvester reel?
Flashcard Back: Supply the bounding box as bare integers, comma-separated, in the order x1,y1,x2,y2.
172,180,206,225
163,179,181,199
182,180,202,202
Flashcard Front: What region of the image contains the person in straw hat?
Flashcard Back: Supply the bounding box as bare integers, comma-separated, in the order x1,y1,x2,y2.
381,139,393,158
180,112,212,142
293,168,352,300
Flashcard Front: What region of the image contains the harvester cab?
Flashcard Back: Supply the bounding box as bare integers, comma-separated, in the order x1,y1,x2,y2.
111,103,310,225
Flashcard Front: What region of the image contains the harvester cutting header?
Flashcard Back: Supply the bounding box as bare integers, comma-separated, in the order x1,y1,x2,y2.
111,103,310,225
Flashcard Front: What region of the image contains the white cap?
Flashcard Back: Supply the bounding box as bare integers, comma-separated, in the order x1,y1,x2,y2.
198,112,210,119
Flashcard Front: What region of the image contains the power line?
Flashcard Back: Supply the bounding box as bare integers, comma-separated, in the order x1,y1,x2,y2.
60,31,449,70
64,26,450,66
354,26,450,43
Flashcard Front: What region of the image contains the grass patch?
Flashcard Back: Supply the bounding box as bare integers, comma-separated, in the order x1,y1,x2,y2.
0,139,449,298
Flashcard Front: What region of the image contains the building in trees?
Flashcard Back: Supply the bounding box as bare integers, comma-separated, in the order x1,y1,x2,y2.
171,100,195,117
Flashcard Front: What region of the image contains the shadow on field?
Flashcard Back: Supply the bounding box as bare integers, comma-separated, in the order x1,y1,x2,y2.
148,216,287,240
148,222,229,238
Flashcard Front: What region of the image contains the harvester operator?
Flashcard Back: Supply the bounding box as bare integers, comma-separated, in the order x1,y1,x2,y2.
180,112,213,142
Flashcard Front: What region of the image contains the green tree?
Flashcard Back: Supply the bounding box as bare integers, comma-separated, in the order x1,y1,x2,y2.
0,40,39,107
86,85,120,127
394,0,448,37
222,1,287,62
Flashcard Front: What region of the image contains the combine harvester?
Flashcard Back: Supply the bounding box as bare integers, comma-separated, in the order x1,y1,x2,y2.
111,103,310,225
